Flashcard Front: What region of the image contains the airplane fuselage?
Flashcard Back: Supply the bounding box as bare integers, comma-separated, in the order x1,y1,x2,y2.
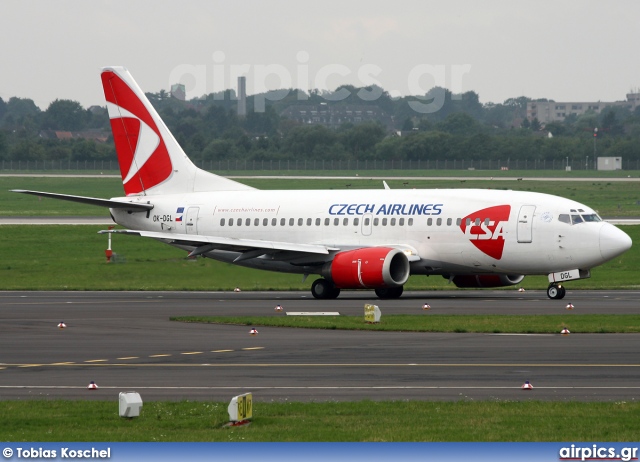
110,187,626,279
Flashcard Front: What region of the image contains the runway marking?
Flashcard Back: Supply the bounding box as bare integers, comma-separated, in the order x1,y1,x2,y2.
149,354,171,358
117,357,138,360
3,362,640,368
2,385,640,390
181,352,203,355
84,359,108,363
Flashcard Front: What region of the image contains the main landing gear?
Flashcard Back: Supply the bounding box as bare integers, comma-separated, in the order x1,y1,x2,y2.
311,279,341,299
374,286,404,299
310,279,405,300
547,283,566,300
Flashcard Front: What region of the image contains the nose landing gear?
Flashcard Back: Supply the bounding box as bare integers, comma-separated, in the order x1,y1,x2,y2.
547,283,566,300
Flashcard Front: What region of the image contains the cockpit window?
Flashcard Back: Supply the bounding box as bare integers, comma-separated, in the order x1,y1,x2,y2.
571,215,584,224
558,214,571,224
581,214,601,222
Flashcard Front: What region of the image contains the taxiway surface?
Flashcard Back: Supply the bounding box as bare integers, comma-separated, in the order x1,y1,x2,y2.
1,290,638,402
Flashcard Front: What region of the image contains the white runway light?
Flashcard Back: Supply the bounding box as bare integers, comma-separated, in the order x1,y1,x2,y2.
87,381,98,390
58,321,66,329
422,303,431,310
274,304,283,312
565,303,575,310
521,381,533,390
234,287,241,292
249,328,258,335
561,328,570,335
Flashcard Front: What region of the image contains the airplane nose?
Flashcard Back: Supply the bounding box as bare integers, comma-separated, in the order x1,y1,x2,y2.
599,223,632,261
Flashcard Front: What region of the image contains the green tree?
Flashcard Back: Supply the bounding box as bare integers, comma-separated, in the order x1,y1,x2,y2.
43,99,86,131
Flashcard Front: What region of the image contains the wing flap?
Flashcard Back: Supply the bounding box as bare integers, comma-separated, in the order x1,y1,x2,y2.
99,229,335,255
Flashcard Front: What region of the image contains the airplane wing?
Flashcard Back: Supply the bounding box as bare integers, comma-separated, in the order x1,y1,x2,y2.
99,229,338,259
11,190,154,212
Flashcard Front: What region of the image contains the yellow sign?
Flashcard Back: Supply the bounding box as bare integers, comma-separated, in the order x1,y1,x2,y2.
364,304,381,323
237,393,253,420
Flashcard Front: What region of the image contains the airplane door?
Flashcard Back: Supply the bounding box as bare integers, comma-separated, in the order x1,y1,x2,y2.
361,213,373,236
517,205,536,243
185,207,200,235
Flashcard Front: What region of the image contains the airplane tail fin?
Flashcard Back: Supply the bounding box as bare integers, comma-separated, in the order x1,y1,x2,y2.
101,66,254,196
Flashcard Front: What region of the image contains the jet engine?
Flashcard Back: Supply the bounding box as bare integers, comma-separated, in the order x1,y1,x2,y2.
449,274,525,288
322,247,410,289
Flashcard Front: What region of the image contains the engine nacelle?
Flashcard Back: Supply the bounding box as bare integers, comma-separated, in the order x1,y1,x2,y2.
323,247,410,289
449,274,525,288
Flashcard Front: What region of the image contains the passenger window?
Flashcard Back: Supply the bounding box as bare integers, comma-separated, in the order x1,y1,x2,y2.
373,218,379,226
229,218,234,226
390,218,396,226
382,218,387,226
447,218,452,226
364,218,370,226
571,215,583,225
354,218,360,226
427,218,433,226
237,218,242,227
307,218,312,226
315,218,321,226
263,218,268,226
343,218,348,226
298,218,303,226
280,218,286,226
399,218,404,226
254,218,259,226
325,218,330,226
220,218,225,226
558,214,570,224
334,218,339,226
456,218,462,226
272,218,277,226
474,218,481,226
289,218,295,226
437,218,442,226
408,218,414,226
246,218,251,226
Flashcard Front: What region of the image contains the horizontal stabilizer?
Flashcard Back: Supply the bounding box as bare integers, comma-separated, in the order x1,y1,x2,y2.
11,190,154,212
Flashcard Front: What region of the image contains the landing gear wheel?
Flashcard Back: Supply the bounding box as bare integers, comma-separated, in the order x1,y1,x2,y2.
374,286,404,299
547,284,566,300
311,279,340,299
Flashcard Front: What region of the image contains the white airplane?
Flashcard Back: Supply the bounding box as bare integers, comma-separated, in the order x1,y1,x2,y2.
13,67,632,300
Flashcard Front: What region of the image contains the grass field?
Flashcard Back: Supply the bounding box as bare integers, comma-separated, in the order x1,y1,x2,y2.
173,314,640,333
2,175,640,217
0,225,637,291
1,400,638,442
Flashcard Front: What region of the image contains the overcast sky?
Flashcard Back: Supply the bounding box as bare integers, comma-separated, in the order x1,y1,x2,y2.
2,0,640,110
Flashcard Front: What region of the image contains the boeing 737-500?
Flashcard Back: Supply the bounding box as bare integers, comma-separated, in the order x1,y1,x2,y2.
13,67,632,300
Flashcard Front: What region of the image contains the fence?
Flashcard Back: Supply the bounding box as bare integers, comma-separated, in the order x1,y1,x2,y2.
1,158,639,172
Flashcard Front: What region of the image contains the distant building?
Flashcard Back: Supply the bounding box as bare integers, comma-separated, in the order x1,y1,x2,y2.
171,84,186,101
597,157,622,171
38,129,108,143
527,93,640,124
237,76,247,117
280,104,394,130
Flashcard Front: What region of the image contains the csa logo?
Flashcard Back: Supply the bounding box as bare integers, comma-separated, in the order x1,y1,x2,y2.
102,70,172,196
459,205,511,260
